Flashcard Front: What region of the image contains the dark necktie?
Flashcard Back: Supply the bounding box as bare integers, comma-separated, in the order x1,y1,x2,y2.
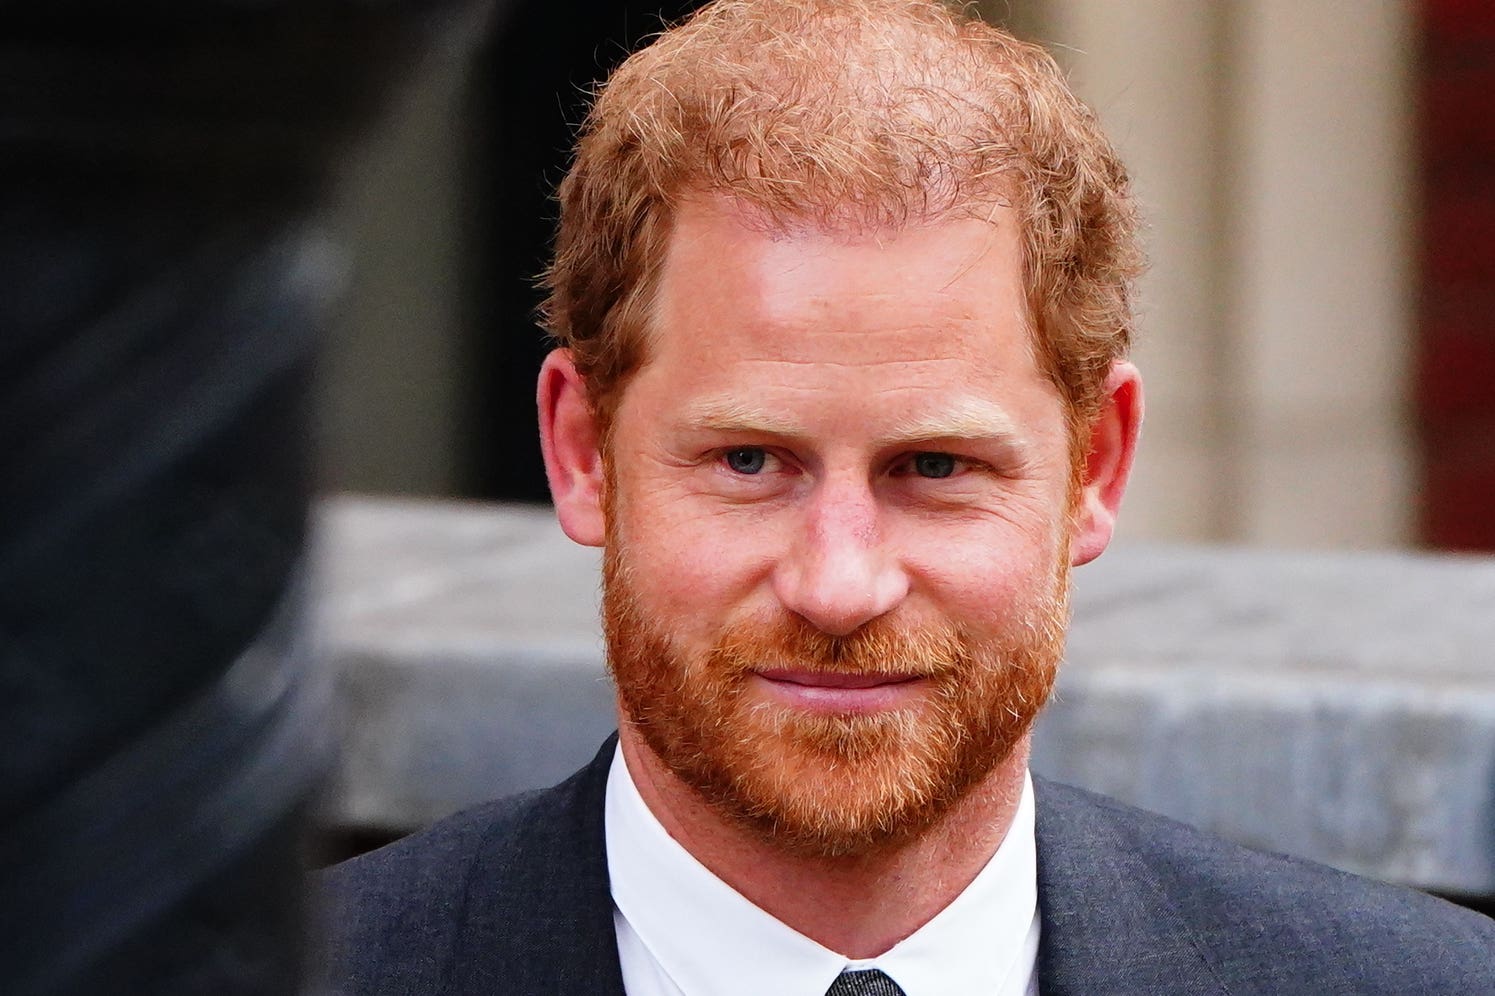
824,968,908,996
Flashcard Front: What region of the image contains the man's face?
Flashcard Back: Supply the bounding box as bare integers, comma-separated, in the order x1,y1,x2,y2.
600,196,1075,856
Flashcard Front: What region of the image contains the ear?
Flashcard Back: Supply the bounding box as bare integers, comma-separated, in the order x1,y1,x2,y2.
537,349,606,547
1070,361,1143,566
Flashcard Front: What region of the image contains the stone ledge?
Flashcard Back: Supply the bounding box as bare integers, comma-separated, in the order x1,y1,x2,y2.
313,496,1495,896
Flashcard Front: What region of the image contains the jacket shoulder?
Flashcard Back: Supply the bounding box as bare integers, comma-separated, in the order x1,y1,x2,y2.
315,789,550,992
1036,779,1495,995
314,738,623,996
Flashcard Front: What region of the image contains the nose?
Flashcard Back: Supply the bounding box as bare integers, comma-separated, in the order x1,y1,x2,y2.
771,478,909,636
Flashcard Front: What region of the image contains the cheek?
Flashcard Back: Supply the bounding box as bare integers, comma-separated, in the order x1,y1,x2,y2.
903,516,1065,628
613,487,778,629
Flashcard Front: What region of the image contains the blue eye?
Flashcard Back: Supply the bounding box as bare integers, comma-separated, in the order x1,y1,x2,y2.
912,452,956,478
724,448,767,474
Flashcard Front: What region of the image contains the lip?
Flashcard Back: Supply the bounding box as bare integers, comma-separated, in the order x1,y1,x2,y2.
752,669,926,712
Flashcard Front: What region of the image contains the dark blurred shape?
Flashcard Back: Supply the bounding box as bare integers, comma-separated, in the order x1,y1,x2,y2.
0,2,487,993
470,0,705,502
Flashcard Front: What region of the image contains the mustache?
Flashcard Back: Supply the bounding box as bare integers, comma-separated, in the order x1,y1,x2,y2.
706,613,970,678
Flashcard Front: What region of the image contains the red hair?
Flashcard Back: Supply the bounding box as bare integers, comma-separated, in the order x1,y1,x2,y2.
542,0,1142,452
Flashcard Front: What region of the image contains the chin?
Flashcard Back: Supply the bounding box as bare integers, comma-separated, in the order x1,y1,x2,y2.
617,626,1055,857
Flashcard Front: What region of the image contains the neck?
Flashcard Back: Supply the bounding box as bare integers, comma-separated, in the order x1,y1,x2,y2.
617,724,1030,959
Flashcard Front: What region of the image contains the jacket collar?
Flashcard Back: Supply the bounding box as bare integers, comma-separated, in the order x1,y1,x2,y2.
441,741,1231,995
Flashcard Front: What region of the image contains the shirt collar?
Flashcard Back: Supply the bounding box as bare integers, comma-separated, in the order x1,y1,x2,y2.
605,744,1038,996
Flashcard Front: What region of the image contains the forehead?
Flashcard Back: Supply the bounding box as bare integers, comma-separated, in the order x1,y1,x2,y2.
645,194,1037,379
601,193,1069,461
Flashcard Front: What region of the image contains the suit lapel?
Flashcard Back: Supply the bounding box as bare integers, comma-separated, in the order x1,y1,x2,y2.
1033,778,1229,996
444,737,626,996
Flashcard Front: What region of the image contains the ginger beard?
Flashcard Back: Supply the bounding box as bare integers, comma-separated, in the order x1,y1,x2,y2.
602,514,1072,859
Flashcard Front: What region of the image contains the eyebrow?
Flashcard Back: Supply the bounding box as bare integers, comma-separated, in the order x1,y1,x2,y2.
677,395,1031,450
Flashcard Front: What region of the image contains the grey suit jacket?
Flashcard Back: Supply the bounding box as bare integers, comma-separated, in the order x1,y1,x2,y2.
320,738,1495,994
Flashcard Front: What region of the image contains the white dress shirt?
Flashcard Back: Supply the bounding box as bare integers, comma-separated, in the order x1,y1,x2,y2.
605,745,1040,996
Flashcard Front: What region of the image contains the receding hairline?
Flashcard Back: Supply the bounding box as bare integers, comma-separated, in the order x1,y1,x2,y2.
664,183,1022,241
